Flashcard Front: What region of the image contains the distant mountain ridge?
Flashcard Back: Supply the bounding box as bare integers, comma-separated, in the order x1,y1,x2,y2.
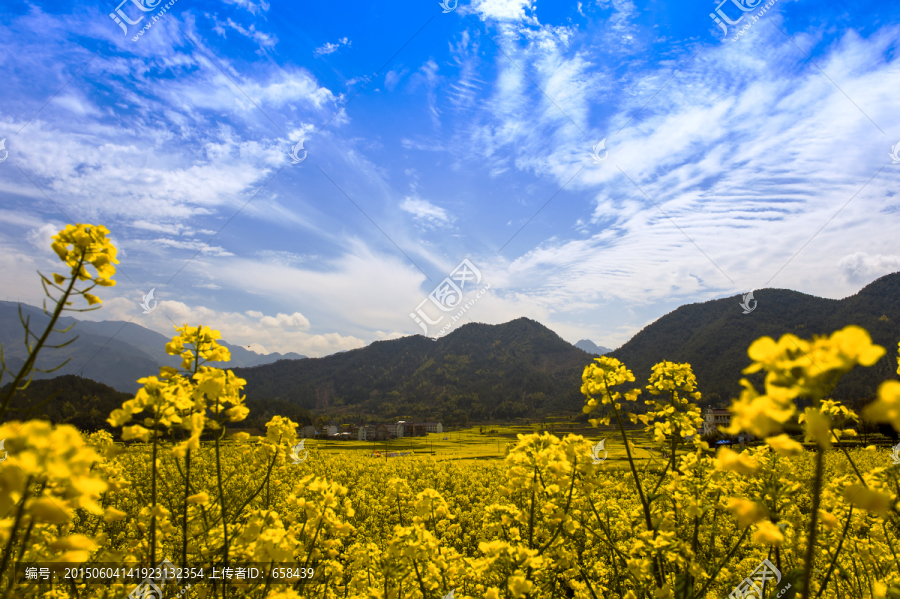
0,301,307,393
574,339,612,355
608,272,900,403
6,272,899,416
235,317,596,423
236,273,900,419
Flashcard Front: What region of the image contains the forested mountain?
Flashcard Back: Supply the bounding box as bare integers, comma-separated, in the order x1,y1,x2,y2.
238,273,900,421
609,273,900,404
0,374,314,433
6,273,898,425
0,375,131,430
236,318,596,423
0,302,306,392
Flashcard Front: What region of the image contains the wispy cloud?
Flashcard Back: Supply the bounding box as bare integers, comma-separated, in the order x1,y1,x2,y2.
314,37,351,57
400,197,454,229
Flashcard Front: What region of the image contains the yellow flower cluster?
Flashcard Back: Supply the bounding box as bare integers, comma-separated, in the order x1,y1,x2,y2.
50,224,118,304
729,326,884,444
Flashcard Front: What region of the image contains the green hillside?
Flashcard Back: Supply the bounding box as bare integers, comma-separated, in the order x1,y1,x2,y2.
238,273,900,420
236,317,595,423
609,272,900,403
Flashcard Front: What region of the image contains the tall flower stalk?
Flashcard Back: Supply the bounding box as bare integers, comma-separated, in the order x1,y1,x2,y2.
0,224,118,418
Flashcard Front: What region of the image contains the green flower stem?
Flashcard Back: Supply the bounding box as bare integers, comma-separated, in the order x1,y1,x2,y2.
182,448,191,572
800,446,825,599
214,427,229,599
813,505,853,599
0,253,85,418
0,476,32,588
609,399,664,589
610,401,652,531
150,426,159,567
691,527,749,599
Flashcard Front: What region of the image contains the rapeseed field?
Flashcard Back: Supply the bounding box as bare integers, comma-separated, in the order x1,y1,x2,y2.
1,225,899,599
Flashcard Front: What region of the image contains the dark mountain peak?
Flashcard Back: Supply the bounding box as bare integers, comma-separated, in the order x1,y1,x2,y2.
852,271,900,299
610,274,900,402
235,315,590,420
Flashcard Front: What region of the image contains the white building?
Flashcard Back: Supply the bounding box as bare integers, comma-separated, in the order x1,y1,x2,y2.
322,425,338,436
421,422,443,433
386,422,405,438
703,408,734,436
300,425,317,439
357,425,375,441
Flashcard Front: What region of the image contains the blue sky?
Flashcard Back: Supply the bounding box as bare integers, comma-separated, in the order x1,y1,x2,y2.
1,0,899,357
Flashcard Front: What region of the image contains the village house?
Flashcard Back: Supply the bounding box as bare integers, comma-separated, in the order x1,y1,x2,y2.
354,421,443,440
702,408,753,443
300,425,317,439
374,424,390,441
702,408,731,436
356,424,375,440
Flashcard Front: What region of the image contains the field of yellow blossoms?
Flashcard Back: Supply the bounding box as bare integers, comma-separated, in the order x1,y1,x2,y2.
1,224,899,599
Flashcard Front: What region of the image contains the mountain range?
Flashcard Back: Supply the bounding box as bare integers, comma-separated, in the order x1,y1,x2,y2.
232,272,900,420
574,339,612,355
4,272,899,421
0,301,305,393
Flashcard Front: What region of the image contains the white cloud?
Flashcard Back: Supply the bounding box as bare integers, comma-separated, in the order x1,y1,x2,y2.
384,68,409,91
214,18,278,47
259,312,311,330
471,0,537,22
221,0,270,14
150,238,234,257
25,223,61,253
314,37,351,57
400,197,453,229
837,253,900,285
86,298,364,357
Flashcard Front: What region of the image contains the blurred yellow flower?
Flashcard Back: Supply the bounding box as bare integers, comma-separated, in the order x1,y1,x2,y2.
765,434,803,456
714,447,760,476
844,483,892,517
752,520,784,546
864,380,900,433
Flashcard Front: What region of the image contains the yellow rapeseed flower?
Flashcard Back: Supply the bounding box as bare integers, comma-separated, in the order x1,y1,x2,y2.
51,223,119,287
